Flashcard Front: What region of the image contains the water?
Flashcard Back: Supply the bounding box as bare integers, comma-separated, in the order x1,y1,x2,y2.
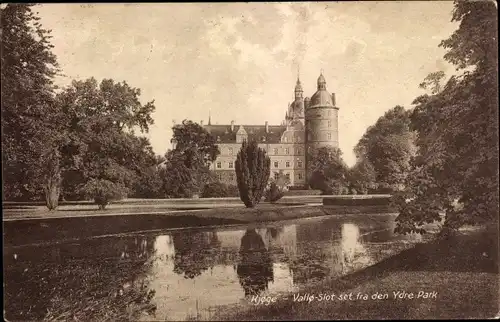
3,213,427,321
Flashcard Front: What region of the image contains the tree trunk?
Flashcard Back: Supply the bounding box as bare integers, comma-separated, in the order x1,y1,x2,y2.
44,178,61,210
44,150,61,211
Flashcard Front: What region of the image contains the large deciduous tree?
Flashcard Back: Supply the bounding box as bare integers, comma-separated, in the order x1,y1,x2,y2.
162,120,220,198
348,158,377,195
394,0,498,234
56,78,156,208
354,105,416,193
307,147,350,195
1,4,62,205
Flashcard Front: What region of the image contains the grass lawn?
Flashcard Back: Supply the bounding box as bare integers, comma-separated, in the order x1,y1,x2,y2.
214,225,499,320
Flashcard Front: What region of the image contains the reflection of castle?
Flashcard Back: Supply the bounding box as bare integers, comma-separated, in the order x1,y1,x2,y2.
185,72,340,187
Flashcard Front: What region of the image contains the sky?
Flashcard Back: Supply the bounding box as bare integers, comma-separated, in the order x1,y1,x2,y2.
35,2,458,166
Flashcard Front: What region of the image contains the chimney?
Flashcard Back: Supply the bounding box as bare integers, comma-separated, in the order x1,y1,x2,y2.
265,121,269,133
332,93,336,106
231,120,235,131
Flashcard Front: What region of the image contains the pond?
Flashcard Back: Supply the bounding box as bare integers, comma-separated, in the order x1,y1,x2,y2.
3,213,428,321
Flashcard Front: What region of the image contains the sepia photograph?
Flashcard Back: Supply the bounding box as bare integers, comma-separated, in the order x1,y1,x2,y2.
2,1,499,321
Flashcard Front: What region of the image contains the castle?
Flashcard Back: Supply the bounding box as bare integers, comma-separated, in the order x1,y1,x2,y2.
201,72,339,187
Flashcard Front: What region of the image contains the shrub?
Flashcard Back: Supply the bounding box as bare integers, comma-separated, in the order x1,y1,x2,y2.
226,184,240,197
284,189,322,196
80,178,128,209
264,182,285,202
235,140,270,208
264,170,289,203
288,185,309,191
201,182,229,198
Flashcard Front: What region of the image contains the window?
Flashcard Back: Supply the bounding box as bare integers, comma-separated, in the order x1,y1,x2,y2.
274,172,279,180
298,161,303,168
297,148,302,155
229,173,234,181
228,161,234,169
274,161,279,168
298,173,303,180
285,173,290,180
285,161,290,168
328,120,332,128
228,147,233,155
216,162,222,169
327,132,332,140
273,148,278,155
285,148,289,155
217,174,222,181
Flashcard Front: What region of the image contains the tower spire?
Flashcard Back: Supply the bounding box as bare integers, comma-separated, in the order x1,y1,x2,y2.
208,109,211,125
294,67,303,99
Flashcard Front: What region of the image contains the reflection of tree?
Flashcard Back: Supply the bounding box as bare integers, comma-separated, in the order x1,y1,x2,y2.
4,235,158,321
265,227,284,240
172,230,219,279
237,229,274,297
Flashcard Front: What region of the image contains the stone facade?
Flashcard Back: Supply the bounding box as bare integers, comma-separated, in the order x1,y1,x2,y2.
192,72,339,187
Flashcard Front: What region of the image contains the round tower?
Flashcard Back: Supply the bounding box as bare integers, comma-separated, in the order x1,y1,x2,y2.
304,72,339,150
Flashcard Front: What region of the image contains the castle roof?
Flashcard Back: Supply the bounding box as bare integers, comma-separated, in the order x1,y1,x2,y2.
309,72,334,108
203,124,287,144
310,90,333,108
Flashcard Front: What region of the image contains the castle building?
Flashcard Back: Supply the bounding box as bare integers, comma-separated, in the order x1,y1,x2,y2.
199,72,339,187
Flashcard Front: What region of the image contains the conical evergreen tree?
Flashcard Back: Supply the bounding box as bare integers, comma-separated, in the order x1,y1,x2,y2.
235,140,270,208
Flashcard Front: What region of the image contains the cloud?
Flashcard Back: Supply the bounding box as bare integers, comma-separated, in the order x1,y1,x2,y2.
35,2,457,165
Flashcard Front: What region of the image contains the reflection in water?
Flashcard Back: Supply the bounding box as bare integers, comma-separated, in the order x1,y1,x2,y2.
172,231,220,279
339,223,373,274
4,236,158,321
237,229,274,297
4,214,428,321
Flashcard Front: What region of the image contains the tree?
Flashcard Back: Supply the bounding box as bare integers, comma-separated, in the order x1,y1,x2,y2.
131,165,164,199
348,158,377,195
1,4,62,206
354,106,416,192
55,78,156,208
395,0,498,234
308,147,350,195
162,120,220,198
235,140,271,208
171,120,220,163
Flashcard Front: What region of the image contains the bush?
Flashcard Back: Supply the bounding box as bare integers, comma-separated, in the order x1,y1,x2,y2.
288,185,309,191
80,179,128,209
284,189,322,196
323,195,393,206
201,182,229,198
264,182,285,202
226,184,240,197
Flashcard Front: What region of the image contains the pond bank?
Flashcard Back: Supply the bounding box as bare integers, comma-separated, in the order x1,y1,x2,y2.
4,204,332,247
214,225,499,320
